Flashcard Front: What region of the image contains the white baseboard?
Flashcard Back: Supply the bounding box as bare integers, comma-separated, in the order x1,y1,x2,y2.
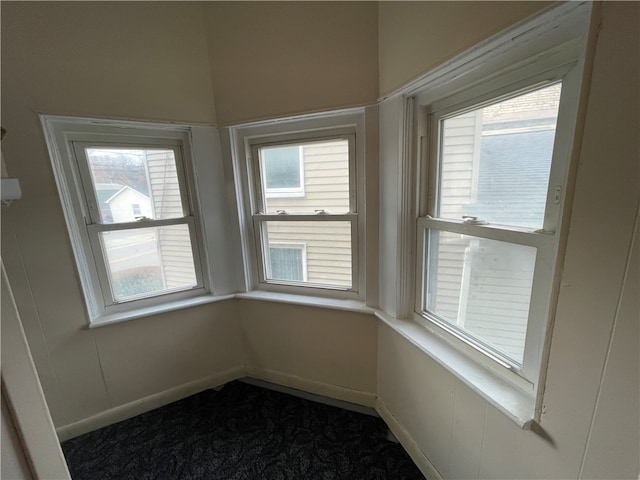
245,366,377,410
376,398,443,480
56,366,245,442
241,376,378,417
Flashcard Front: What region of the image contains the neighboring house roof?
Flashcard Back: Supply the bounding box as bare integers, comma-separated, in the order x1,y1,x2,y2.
95,183,126,207
104,185,150,204
464,125,556,228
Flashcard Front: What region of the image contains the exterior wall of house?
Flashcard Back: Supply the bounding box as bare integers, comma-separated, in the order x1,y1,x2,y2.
107,188,151,223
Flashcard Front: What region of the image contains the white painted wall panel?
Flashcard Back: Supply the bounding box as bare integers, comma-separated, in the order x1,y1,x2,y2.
580,213,639,478
0,2,239,431
240,300,377,396
448,381,486,479
377,323,454,478
378,96,404,316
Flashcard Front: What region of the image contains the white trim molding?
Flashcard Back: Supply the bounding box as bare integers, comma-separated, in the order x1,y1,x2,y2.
56,366,245,442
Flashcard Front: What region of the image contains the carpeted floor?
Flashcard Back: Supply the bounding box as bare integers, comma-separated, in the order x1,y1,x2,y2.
62,380,425,479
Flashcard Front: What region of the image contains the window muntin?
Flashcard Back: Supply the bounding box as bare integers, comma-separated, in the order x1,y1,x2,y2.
251,133,357,291
72,141,205,309
419,80,566,378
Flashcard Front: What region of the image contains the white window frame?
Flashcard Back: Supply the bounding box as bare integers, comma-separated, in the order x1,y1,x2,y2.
228,108,372,301
418,75,569,389
382,1,592,425
252,131,357,292
416,69,584,392
262,145,305,198
42,116,237,325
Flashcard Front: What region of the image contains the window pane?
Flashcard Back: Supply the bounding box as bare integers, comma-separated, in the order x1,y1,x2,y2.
424,230,536,364
438,83,561,229
259,139,350,214
262,221,351,287
268,245,304,282
263,146,301,189
85,148,185,224
101,224,197,302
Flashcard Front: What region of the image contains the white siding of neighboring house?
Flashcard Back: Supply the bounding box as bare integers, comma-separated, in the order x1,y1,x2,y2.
145,150,197,290
106,187,152,223
432,112,480,322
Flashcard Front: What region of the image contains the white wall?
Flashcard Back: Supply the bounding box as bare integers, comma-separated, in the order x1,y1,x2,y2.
377,2,639,478
1,264,70,479
378,1,552,96
0,2,242,430
0,1,381,436
1,395,33,480
204,1,379,125
240,300,378,406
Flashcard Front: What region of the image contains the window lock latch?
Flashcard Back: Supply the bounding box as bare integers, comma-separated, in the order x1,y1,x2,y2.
462,215,488,225
314,209,329,215
276,210,288,215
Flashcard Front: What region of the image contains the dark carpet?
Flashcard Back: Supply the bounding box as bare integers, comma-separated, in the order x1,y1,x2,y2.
62,380,425,479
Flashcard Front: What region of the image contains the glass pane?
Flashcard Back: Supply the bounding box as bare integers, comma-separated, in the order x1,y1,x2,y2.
101,225,197,302
85,147,184,223
269,246,304,282
263,221,351,288
438,83,561,229
424,230,536,364
259,139,350,214
263,146,301,189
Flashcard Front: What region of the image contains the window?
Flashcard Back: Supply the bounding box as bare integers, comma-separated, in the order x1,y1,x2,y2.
417,76,574,386
41,116,225,323
251,134,356,290
267,244,306,282
74,144,202,304
262,145,304,197
230,109,370,299
376,1,592,424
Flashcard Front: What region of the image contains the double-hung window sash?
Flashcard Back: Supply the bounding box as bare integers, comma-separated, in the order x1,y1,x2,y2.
72,141,204,307
418,81,564,381
250,133,357,291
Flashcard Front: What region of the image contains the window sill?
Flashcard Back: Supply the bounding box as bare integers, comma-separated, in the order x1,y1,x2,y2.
235,290,375,315
88,293,236,329
87,290,534,428
375,310,536,429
